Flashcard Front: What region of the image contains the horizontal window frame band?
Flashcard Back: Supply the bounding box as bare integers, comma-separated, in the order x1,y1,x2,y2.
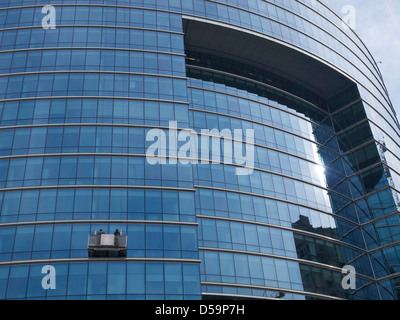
196,215,365,254
0,120,338,162
367,239,400,256
182,15,396,131
0,46,187,57
352,230,400,255
0,122,347,180
0,152,172,161
189,105,342,158
0,70,187,80
0,142,329,174
0,122,194,132
196,179,352,211
352,185,400,204
375,271,400,283
344,161,384,180
201,292,282,301
0,154,350,200
0,24,184,35
332,161,400,189
0,156,352,201
331,202,366,226
342,138,380,157
196,163,351,202
199,247,375,283
186,65,326,114
0,184,196,193
0,257,201,267
0,151,331,186
0,152,351,202
332,185,400,216
194,185,358,227
360,210,400,229
329,98,363,117
201,282,344,301
334,118,369,136
0,126,348,187
0,95,190,105
0,124,325,164
0,2,190,25
0,219,198,229
187,84,335,135
0,151,342,197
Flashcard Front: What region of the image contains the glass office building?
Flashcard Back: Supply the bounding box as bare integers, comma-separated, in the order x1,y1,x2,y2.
0,0,399,300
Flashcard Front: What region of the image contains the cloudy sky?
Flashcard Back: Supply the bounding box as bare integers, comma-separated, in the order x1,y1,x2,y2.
323,0,400,118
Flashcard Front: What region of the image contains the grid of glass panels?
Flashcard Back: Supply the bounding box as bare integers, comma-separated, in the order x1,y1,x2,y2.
0,0,399,300
0,262,201,300
0,188,196,223
0,49,186,76
0,222,198,261
0,0,397,137
0,73,187,101
0,4,202,300
199,250,377,299
0,155,194,188
0,99,190,127
185,41,394,299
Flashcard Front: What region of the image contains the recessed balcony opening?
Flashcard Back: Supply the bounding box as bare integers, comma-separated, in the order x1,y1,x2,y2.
183,17,354,107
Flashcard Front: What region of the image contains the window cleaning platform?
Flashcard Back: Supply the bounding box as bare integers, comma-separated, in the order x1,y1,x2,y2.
88,234,127,257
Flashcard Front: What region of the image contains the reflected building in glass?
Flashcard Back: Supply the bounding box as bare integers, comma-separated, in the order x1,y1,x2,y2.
0,0,400,300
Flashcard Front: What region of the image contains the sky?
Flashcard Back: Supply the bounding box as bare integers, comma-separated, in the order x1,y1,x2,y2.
323,0,400,119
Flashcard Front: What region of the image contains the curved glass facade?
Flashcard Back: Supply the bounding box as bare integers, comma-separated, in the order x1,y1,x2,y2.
0,0,399,300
